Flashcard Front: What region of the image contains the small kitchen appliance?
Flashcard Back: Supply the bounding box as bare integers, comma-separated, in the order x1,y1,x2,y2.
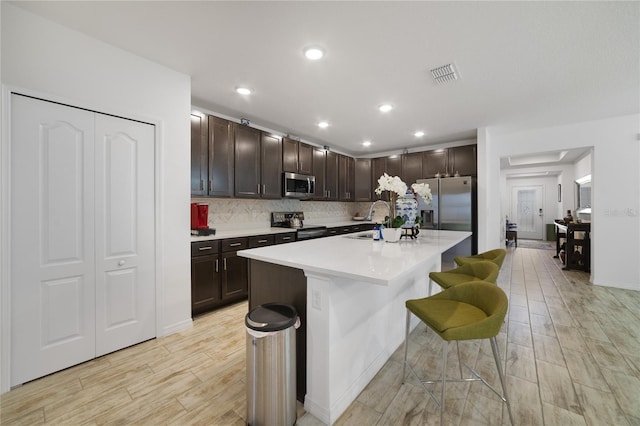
191,203,216,236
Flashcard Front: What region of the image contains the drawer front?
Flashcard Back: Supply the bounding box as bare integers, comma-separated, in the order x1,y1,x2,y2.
221,237,248,252
327,227,340,237
249,235,275,248
191,240,219,256
275,233,296,244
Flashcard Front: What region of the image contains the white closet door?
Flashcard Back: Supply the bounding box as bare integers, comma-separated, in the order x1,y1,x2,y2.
10,94,96,386
94,114,155,356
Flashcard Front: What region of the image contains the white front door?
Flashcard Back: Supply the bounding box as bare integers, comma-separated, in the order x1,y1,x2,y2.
10,94,155,386
511,185,544,240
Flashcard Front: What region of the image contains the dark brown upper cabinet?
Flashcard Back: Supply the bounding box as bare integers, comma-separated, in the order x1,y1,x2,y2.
422,149,448,178
190,113,234,197
448,145,477,177
208,116,235,197
234,126,282,198
354,158,372,202
338,154,355,201
324,151,339,201
312,147,327,200
234,125,261,198
191,113,208,196
401,152,424,185
283,138,313,175
261,132,283,198
386,155,402,177
371,156,401,201
372,157,386,195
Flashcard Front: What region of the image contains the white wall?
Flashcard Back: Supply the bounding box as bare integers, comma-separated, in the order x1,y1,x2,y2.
1,3,192,391
480,114,640,290
574,152,592,182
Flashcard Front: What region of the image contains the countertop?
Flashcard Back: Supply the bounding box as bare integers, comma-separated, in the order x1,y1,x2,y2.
237,229,471,286
190,219,374,242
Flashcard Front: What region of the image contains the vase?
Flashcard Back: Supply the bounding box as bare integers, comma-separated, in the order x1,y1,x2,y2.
381,227,402,243
395,192,419,229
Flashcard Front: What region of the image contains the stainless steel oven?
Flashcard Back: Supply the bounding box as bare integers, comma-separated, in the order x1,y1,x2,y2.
271,211,327,240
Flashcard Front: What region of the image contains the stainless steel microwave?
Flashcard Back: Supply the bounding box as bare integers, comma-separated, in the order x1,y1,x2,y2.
283,172,315,198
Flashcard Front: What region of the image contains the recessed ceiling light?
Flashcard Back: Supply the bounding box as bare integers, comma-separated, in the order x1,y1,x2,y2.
378,104,393,113
304,47,324,60
235,87,251,95
317,121,329,128
414,131,425,137
362,141,372,147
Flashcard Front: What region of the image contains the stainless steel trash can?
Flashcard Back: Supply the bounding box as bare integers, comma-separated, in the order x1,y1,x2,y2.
246,303,298,426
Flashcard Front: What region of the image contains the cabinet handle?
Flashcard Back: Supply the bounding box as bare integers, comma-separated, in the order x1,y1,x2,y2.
257,184,261,194
223,258,227,270
215,259,219,273
258,239,268,243
229,242,242,247
198,246,213,251
282,236,292,241
263,184,266,194
200,179,204,190
208,180,212,191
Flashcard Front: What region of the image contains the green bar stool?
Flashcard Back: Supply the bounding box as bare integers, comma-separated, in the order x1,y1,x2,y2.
403,281,514,426
428,260,499,295
454,248,506,269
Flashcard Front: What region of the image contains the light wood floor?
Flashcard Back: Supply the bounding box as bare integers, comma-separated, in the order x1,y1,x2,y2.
2,246,640,425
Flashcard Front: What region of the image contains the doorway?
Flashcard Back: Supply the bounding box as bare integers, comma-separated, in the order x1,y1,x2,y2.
511,185,544,240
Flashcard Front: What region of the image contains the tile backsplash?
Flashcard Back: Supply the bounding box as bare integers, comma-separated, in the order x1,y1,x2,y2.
191,198,374,230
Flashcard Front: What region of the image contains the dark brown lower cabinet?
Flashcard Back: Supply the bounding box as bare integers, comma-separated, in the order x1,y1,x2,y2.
191,241,222,316
191,254,221,314
191,238,249,316
221,251,248,300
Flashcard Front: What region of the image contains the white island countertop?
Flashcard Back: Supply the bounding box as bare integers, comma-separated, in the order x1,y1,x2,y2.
238,229,471,286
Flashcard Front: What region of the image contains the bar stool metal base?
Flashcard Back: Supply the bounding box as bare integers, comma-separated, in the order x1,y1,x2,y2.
402,310,514,426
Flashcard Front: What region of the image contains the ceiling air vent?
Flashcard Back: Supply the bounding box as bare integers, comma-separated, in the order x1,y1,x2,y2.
430,63,458,84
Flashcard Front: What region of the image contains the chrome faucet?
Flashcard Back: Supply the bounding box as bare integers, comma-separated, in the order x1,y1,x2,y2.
365,200,390,222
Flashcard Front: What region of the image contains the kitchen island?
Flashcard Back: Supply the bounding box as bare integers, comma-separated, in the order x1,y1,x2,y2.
239,229,471,425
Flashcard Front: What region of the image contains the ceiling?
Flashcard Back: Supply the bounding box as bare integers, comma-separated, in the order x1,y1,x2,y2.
11,1,639,156
500,147,591,177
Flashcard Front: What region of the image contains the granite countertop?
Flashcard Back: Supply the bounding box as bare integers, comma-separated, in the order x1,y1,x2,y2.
237,229,471,286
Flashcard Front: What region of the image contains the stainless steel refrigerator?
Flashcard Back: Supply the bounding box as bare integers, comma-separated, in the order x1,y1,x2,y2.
416,177,477,261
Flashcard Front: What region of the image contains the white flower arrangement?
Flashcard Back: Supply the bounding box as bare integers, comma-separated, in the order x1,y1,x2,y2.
374,173,432,204
375,174,432,229
411,182,432,204
375,173,407,197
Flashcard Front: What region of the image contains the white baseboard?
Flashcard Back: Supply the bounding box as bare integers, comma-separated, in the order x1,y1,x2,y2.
162,318,193,336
